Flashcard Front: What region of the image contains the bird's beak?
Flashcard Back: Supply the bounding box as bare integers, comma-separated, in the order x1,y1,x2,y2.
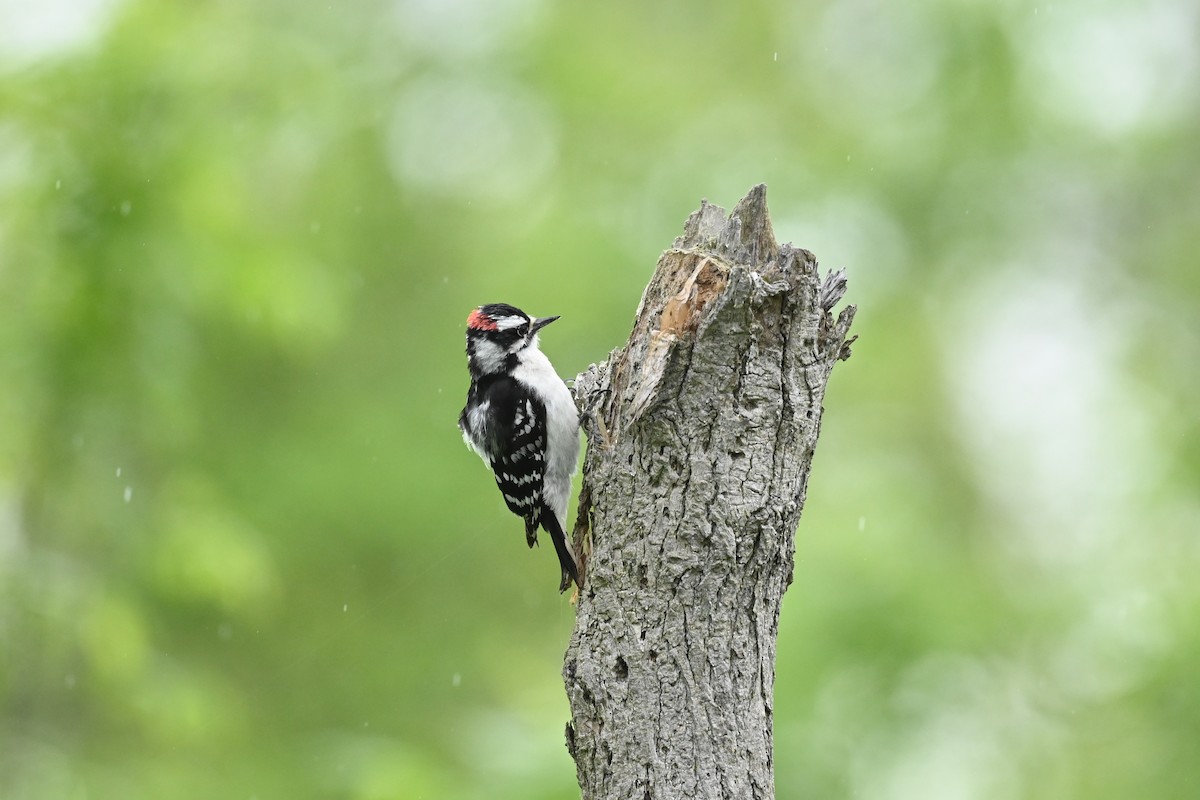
530,315,560,334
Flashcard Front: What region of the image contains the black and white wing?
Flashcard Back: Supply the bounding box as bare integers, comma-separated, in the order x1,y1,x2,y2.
460,375,547,535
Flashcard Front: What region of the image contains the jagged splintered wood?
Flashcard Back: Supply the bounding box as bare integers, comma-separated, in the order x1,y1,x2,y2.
563,185,855,800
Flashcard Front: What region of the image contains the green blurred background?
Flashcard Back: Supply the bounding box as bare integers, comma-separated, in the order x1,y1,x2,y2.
2,0,1197,797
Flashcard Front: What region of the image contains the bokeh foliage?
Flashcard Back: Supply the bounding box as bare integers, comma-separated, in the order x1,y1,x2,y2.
2,0,1197,798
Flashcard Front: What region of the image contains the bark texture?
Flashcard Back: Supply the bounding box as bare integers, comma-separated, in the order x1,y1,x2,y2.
563,185,855,800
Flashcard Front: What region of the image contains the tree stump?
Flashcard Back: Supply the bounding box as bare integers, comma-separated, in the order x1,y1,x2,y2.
563,184,856,800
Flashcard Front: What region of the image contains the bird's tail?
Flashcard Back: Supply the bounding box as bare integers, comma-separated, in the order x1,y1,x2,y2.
540,505,580,593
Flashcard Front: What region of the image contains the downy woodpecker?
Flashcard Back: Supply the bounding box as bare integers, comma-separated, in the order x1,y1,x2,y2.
459,303,581,592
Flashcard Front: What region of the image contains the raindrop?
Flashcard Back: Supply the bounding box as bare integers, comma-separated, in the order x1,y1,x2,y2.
123,486,132,503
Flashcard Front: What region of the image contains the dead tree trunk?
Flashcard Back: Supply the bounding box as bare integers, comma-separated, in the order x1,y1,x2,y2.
563,185,855,800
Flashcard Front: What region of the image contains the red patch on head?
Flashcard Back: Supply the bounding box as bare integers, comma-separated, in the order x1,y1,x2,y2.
467,308,498,331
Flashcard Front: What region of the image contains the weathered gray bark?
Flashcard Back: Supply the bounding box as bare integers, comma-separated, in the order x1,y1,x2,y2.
563,185,855,800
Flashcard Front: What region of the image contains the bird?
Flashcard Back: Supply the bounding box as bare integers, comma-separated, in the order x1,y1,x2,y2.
458,303,581,592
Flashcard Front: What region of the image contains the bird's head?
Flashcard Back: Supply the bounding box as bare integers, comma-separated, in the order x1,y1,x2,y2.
465,303,560,375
